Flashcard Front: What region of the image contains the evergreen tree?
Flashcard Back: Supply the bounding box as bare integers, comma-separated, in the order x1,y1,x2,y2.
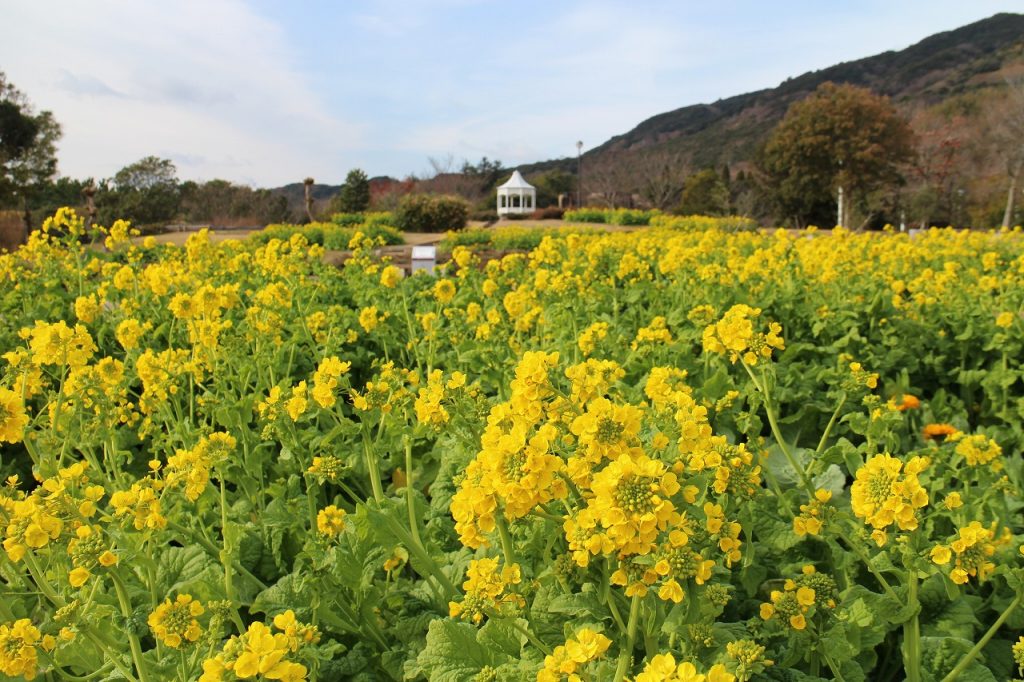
331,169,371,213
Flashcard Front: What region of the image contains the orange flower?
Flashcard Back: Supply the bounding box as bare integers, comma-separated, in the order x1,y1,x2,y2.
895,394,920,411
923,423,958,441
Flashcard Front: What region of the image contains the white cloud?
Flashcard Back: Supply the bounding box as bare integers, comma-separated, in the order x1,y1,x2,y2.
0,0,365,186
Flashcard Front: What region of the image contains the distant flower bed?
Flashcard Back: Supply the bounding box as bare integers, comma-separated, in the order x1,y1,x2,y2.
249,218,404,249
440,224,605,251
563,207,661,225
651,214,759,232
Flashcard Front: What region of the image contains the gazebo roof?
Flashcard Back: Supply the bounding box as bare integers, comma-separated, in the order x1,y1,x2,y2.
498,169,534,190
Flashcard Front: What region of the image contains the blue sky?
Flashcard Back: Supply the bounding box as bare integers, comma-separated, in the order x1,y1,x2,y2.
2,1,1020,186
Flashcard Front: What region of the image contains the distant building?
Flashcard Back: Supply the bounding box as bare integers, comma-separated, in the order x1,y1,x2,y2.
497,170,536,216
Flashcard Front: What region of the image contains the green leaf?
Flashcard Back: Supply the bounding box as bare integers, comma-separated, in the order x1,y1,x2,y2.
416,619,512,682
478,618,528,658
154,545,219,597
251,572,313,621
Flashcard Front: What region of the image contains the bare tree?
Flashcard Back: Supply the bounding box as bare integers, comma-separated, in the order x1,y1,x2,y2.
584,150,633,207
629,150,690,210
995,76,1024,227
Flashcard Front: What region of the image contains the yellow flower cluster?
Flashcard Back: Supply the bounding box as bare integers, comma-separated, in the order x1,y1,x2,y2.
166,432,236,501
953,433,1003,468
702,304,783,365
148,594,204,648
22,320,97,369
930,521,999,584
850,454,929,541
200,613,314,682
448,557,524,625
644,367,691,408
358,305,384,332
350,361,413,414
536,628,611,682
631,315,673,350
586,450,682,557
568,395,641,465
634,654,735,682
451,412,567,547
311,356,351,409
434,278,456,303
0,387,29,444
110,479,166,531
414,370,466,427
759,566,836,630
316,505,347,537
565,359,624,406
0,619,45,680
3,462,102,562
793,489,833,537
576,321,609,356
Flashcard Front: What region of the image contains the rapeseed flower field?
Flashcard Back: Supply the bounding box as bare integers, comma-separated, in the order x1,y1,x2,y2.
2,208,1024,681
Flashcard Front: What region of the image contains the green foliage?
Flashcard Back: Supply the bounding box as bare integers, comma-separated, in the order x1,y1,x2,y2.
678,169,730,216
396,194,469,233
439,225,604,251
563,207,659,225
647,214,759,232
249,220,404,247
100,156,182,227
179,179,290,225
331,169,371,214
757,82,915,226
0,71,61,211
529,170,575,208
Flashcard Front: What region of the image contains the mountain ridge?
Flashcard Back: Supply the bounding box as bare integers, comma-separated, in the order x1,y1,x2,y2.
517,12,1024,180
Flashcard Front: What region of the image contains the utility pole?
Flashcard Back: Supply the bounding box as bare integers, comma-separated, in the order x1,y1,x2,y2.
576,140,583,208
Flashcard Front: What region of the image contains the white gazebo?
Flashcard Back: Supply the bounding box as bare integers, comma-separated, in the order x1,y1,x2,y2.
497,170,536,216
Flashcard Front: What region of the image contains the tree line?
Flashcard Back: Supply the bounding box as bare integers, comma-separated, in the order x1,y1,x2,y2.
4,69,1022,239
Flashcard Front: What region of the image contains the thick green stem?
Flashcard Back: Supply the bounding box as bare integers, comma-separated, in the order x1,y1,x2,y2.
822,650,846,681
837,528,901,604
613,594,642,682
219,478,247,634
494,513,517,569
941,593,1022,682
361,425,384,503
403,438,424,549
902,570,921,682
110,573,152,682
165,520,267,590
815,393,846,454
741,360,814,495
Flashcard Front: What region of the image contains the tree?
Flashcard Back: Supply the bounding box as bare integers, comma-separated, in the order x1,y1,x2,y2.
330,168,371,213
530,170,575,208
758,82,915,228
100,156,181,226
631,151,689,210
993,76,1024,228
0,71,62,235
677,169,730,216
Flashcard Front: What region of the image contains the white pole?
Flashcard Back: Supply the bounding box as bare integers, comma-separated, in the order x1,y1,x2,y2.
837,186,844,228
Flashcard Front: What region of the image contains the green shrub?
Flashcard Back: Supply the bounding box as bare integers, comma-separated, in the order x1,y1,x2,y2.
611,208,658,225
563,207,660,225
470,210,499,224
330,213,365,227
439,225,603,251
650,214,758,232
396,195,469,233
563,207,607,223
530,207,565,220
249,222,404,248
